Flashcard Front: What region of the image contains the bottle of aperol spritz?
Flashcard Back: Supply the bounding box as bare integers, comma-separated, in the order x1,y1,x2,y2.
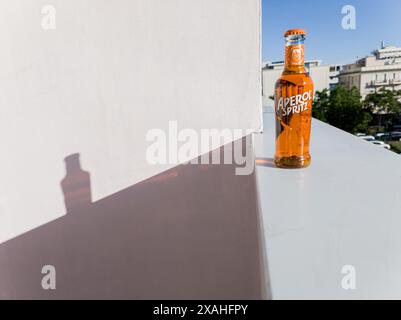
274,29,314,168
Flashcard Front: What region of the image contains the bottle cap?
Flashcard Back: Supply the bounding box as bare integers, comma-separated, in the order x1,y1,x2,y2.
284,29,306,37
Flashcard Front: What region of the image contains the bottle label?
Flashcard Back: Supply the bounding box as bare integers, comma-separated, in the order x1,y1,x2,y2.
285,44,305,67
277,90,312,117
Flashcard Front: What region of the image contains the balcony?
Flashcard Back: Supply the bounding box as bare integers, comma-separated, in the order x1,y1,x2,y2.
390,79,401,85
369,80,388,86
368,79,401,87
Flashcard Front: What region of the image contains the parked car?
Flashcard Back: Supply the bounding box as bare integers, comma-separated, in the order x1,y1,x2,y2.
375,133,392,141
360,135,376,141
390,132,401,140
355,133,366,137
375,132,391,140
371,140,391,150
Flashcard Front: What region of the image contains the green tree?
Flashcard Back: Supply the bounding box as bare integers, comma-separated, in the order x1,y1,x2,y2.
313,85,372,133
364,88,401,130
312,89,330,122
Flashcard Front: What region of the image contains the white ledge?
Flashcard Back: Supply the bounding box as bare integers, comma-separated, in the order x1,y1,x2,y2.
254,107,401,299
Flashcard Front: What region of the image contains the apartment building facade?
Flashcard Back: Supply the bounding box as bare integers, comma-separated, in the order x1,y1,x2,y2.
339,45,401,99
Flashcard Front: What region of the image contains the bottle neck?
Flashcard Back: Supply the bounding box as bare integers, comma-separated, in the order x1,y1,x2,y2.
284,35,306,73
65,155,82,174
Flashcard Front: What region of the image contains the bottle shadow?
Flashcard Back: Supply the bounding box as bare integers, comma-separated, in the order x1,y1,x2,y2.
61,153,92,213
256,157,276,168
0,137,270,300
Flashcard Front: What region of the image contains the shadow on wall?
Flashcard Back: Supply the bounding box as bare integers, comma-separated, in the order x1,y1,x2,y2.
0,138,269,299
61,153,92,213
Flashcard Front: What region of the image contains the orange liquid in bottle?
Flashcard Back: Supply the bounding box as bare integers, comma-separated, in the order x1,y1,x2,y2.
274,29,314,168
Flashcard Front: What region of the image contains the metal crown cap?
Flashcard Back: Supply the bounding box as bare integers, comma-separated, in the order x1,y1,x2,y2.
284,29,306,37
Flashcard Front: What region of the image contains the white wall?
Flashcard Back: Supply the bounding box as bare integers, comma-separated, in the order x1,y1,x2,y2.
262,69,281,105
0,0,261,243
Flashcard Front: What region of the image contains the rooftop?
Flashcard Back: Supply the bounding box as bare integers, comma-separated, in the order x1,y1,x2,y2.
341,45,401,73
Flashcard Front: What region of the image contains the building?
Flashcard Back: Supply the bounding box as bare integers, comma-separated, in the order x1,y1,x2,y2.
329,64,342,89
262,60,340,105
339,44,401,99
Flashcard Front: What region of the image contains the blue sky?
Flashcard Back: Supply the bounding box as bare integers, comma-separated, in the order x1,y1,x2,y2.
262,0,401,65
